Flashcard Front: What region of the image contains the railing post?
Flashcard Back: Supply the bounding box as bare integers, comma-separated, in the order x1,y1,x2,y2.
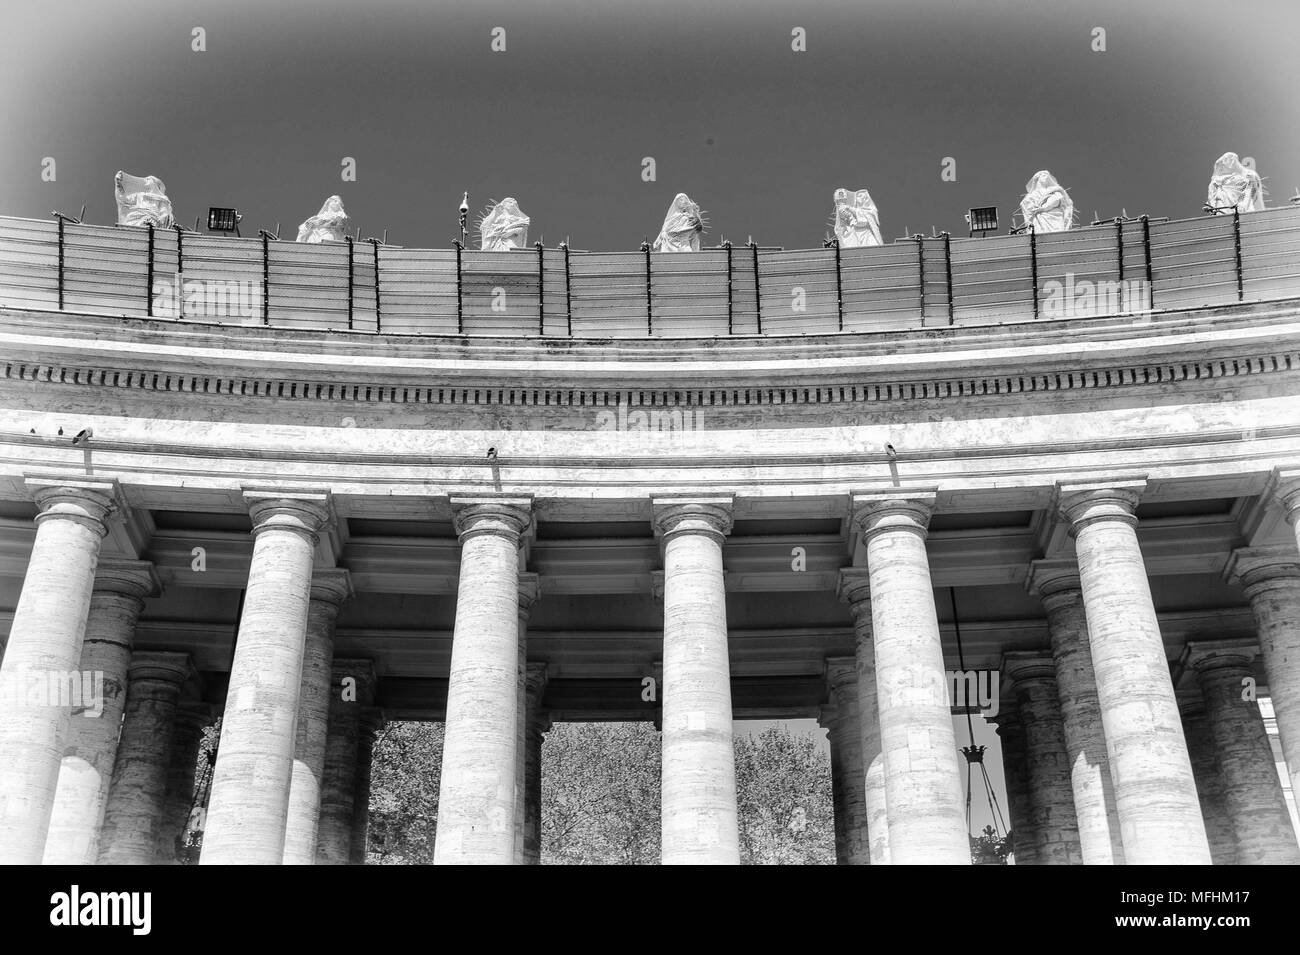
1116,218,1125,284
830,237,844,332
942,231,954,326
1141,215,1155,308
146,223,154,317
1029,225,1039,319
56,215,65,310
561,241,572,337
345,235,354,331
915,234,926,324
175,225,186,320
723,240,733,335
536,241,545,336
369,237,381,333
1232,208,1244,301
262,231,270,326
453,239,464,334
749,239,761,335
643,241,653,335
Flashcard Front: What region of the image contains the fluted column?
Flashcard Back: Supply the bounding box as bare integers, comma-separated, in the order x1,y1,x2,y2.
523,663,549,865
1226,544,1300,810
513,573,540,864
852,491,968,864
98,652,193,864
1002,653,1082,864
822,658,869,864
349,708,384,865
316,659,376,864
838,569,888,864
990,707,1040,865
1177,689,1237,865
1027,560,1123,865
654,497,739,865
201,491,330,865
283,569,353,865
42,560,157,865
1058,480,1210,864
156,702,211,864
0,479,116,864
1186,642,1300,864
434,497,532,865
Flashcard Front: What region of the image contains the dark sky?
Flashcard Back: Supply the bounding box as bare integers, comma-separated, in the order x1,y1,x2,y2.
4,0,1298,250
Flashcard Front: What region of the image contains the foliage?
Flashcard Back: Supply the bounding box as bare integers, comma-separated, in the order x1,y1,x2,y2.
970,824,1012,865
734,726,835,865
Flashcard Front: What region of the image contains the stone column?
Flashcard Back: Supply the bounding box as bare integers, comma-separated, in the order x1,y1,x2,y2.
1059,480,1211,864
316,659,376,864
838,569,888,865
1186,643,1300,865
42,560,157,865
852,491,968,865
156,702,211,864
349,708,385,865
1226,544,1300,811
1027,560,1123,865
822,658,870,864
0,479,116,864
523,662,549,865
1002,653,1082,864
201,491,329,865
434,497,532,865
513,573,540,864
283,569,353,865
1177,689,1237,865
990,707,1040,865
654,498,740,865
97,652,193,864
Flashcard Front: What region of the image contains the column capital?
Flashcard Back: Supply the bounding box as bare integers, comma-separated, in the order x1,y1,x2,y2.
650,569,664,600
25,477,119,536
1175,685,1207,718
824,656,857,697
850,489,937,542
1268,466,1300,523
817,702,841,731
330,658,378,707
1056,478,1146,532
525,661,549,699
126,651,194,695
651,496,734,543
310,568,354,607
1001,650,1057,687
835,567,872,616
1025,558,1081,601
450,497,533,545
1224,544,1300,590
243,489,332,544
174,700,214,732
94,559,161,601
518,572,541,618
1180,638,1258,675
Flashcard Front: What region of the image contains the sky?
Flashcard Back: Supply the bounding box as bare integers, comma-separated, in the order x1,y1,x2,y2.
3,0,1299,250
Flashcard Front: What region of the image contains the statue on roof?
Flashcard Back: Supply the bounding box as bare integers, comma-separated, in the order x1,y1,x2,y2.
478,197,530,251
114,171,174,229
832,188,882,247
1207,152,1265,214
1019,171,1074,233
296,195,350,243
652,193,705,252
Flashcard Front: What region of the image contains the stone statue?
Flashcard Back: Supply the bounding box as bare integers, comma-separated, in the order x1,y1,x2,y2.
114,171,174,229
652,193,704,252
1207,152,1265,214
296,195,350,243
832,188,882,247
478,198,530,251
1019,171,1074,233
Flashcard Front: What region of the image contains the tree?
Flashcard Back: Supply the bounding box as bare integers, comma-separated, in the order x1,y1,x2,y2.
970,824,1012,865
733,726,835,865
367,721,443,864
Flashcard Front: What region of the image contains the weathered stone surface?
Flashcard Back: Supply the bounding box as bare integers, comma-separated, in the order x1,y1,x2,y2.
821,656,869,864
316,659,376,864
1059,480,1211,864
838,568,889,865
523,662,549,866
1177,690,1238,865
989,707,1039,865
513,573,539,864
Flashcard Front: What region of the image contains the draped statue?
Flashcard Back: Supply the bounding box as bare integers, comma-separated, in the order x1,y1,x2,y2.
1207,152,1265,214
651,193,704,252
1020,171,1074,233
296,195,350,243
478,198,530,251
832,188,882,247
114,171,174,229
